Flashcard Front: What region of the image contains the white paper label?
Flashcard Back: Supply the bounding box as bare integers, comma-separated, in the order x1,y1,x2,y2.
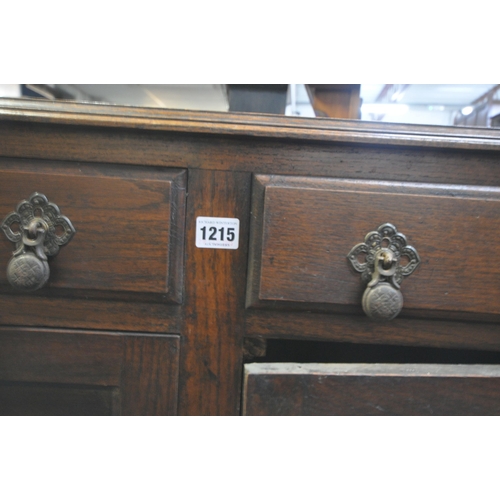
196,217,240,249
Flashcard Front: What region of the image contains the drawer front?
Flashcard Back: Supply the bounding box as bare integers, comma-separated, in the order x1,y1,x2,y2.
243,363,500,415
247,175,500,320
0,327,179,415
0,159,186,300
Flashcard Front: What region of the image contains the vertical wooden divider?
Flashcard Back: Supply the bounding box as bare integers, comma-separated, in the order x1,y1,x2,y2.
179,169,252,415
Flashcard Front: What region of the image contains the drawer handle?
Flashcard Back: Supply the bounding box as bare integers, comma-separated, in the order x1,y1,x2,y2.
347,223,420,321
1,193,75,291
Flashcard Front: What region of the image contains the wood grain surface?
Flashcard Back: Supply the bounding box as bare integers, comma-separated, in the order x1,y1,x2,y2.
243,363,500,415
248,175,500,319
0,158,186,298
0,327,179,415
121,334,180,416
1,98,499,150
245,309,500,352
2,99,500,415
0,383,120,416
0,295,181,333
178,169,251,415
3,121,500,191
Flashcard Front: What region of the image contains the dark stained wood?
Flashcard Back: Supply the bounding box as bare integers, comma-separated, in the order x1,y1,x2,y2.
0,156,185,334
247,175,500,319
245,310,500,352
0,159,186,299
0,328,122,385
0,383,120,416
243,363,500,415
1,97,499,150
121,334,180,416
0,328,179,415
2,121,500,192
3,120,500,190
0,295,181,333
2,98,500,415
178,169,251,415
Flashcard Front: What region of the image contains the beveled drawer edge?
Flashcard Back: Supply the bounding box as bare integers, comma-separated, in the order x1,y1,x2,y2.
244,362,500,378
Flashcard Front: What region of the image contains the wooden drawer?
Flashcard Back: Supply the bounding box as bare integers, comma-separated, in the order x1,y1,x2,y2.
0,159,186,332
247,174,500,321
243,363,500,415
0,327,179,415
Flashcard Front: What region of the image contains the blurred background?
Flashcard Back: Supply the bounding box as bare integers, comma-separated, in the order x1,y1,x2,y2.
1,84,499,127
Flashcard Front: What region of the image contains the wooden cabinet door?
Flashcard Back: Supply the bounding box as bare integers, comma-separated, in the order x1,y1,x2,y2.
243,363,500,416
0,328,179,415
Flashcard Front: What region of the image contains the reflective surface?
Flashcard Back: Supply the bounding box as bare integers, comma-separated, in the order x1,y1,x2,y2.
1,84,498,127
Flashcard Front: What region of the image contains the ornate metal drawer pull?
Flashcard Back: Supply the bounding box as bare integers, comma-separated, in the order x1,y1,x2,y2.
1,193,75,291
347,223,420,321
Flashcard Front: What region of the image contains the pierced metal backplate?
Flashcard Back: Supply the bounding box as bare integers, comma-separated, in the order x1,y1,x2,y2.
347,223,420,320
347,223,420,289
2,192,75,257
1,192,76,291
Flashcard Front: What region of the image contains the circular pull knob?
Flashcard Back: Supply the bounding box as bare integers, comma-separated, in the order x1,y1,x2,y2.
1,193,75,292
7,252,50,291
362,283,403,321
347,223,420,321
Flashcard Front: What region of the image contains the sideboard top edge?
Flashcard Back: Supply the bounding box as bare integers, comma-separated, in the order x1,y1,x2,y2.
1,98,499,150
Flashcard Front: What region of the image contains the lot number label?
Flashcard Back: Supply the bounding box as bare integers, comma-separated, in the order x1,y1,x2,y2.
196,217,240,249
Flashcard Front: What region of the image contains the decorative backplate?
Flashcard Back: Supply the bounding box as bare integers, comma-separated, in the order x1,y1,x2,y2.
1,192,75,258
347,223,420,289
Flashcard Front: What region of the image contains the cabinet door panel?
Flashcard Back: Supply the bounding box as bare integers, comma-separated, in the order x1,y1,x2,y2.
0,383,120,416
0,328,179,415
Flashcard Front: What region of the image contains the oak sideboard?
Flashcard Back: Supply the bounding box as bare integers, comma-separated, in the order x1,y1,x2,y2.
2,98,500,415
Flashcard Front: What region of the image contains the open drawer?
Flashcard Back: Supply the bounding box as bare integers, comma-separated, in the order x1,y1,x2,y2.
243,363,500,415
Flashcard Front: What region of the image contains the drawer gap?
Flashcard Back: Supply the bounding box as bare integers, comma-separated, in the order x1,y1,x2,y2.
255,338,500,365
